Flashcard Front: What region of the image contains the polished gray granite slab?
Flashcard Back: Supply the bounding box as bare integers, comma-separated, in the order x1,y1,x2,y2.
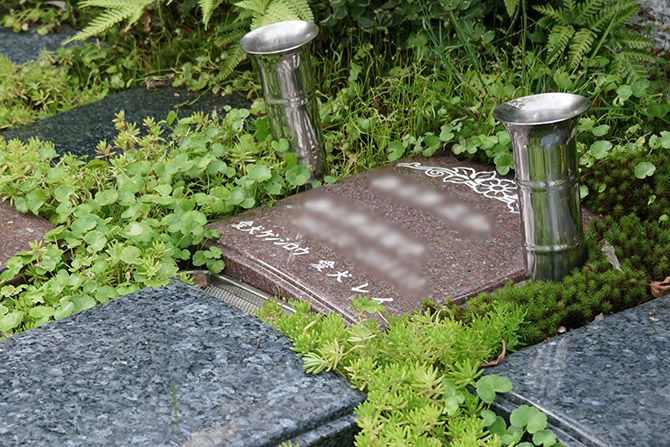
0,281,364,447
486,294,670,447
1,86,249,160
0,26,77,64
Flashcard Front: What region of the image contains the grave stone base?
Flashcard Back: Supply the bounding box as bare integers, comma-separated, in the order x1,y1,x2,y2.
484,294,670,447
0,27,77,65
0,281,365,447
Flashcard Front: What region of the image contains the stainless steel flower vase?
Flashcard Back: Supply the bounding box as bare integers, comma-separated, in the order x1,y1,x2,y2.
493,93,591,282
240,21,324,182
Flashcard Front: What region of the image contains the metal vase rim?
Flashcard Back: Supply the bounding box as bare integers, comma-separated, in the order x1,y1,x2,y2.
493,92,591,126
239,21,319,55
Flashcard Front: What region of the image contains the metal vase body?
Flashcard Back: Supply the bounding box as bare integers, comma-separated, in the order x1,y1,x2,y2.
493,93,591,281
240,21,324,181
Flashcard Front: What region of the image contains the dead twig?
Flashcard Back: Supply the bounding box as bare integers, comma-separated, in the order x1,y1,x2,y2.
252,336,260,355
479,340,506,368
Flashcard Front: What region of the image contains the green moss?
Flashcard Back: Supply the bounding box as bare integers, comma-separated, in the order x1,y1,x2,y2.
592,214,670,280
584,149,670,222
443,221,651,345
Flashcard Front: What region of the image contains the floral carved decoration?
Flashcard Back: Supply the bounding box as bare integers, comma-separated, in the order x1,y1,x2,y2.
396,162,520,214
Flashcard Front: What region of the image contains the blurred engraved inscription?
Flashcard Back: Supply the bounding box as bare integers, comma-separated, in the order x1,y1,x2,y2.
289,191,429,297
367,170,495,238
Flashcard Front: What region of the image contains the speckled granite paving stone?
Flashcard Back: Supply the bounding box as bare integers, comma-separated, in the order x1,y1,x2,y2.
0,26,77,64
484,294,670,447
1,86,250,160
208,153,595,323
633,0,670,56
0,198,53,272
0,281,365,447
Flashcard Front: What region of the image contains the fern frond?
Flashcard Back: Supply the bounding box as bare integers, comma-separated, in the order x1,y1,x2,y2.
620,49,657,63
285,0,314,22
128,2,147,24
503,0,519,17
573,0,605,25
568,28,595,69
611,51,647,83
238,0,313,30
199,0,223,29
613,0,640,25
235,0,270,15
587,5,617,32
534,4,567,27
612,30,652,50
68,7,135,41
546,24,575,65
215,23,249,46
209,15,251,76
252,1,298,29
219,46,248,78
68,0,155,41
78,0,144,7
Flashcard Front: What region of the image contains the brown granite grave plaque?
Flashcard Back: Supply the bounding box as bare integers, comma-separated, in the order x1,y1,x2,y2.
208,154,538,322
0,198,53,273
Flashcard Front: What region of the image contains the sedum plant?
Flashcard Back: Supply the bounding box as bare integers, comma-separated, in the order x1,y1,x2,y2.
591,214,670,281
582,132,670,223
0,52,108,129
259,297,563,446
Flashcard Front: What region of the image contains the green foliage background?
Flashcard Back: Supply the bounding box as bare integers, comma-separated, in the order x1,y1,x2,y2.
1,0,669,444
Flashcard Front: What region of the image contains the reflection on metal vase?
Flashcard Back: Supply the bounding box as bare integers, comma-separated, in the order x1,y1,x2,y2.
493,92,591,281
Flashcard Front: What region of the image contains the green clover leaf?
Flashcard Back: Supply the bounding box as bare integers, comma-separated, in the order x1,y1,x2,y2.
286,165,311,187
634,162,656,179
589,140,612,159
510,405,547,433
0,310,24,331
476,374,513,404
248,164,272,182
533,429,558,446
387,141,405,161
